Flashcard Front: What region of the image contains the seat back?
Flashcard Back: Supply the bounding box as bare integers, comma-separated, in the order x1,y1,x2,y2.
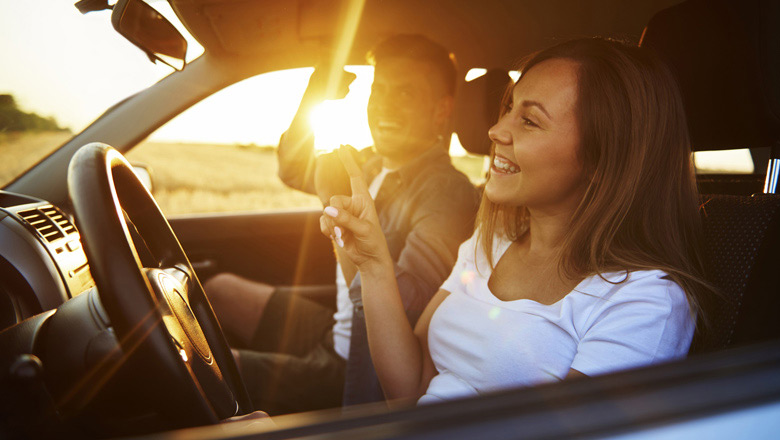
453,69,511,156
641,0,780,352
693,194,780,352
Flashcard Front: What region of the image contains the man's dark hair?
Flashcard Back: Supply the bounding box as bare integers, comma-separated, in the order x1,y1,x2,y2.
366,34,458,97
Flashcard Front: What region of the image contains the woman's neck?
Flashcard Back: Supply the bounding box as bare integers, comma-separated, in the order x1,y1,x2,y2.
523,207,575,258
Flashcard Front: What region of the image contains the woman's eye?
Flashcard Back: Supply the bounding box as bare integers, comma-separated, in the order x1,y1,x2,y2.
522,117,538,128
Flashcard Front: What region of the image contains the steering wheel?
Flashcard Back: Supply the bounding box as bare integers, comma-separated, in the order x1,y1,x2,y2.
67,143,252,426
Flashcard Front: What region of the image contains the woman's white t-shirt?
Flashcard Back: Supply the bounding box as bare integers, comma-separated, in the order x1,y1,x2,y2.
418,231,695,405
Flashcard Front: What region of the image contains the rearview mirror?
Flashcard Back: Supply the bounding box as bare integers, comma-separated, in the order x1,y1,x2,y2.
111,0,188,70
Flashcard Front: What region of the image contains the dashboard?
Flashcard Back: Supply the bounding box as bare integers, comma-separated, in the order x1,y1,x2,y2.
0,191,94,330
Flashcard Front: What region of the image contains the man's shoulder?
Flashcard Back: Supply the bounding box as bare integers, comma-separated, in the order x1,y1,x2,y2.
407,166,480,218
416,161,478,195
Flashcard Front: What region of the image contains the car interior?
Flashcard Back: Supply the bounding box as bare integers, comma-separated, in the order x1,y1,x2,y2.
1,0,779,438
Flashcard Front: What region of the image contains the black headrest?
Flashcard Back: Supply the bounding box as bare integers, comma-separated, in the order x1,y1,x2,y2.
640,0,780,152
453,69,512,156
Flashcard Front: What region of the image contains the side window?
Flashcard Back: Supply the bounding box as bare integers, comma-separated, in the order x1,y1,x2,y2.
694,149,755,174
126,68,321,215
126,67,487,216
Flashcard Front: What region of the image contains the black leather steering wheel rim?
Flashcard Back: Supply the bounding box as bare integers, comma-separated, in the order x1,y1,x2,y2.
67,143,251,425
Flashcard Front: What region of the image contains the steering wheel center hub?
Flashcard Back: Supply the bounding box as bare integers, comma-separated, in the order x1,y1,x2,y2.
153,270,212,362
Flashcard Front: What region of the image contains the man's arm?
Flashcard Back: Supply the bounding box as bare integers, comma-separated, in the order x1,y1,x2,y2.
277,68,356,194
276,92,319,194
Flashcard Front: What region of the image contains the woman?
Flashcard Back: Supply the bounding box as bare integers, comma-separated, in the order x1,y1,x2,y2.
320,38,710,405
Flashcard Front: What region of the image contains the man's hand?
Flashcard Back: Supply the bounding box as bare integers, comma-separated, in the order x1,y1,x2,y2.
301,66,357,107
278,66,356,194
314,145,361,205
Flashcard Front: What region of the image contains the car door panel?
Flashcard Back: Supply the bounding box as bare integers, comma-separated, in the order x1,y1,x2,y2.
169,210,336,291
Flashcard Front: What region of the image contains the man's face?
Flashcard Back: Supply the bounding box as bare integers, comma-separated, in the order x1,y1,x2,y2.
367,57,450,167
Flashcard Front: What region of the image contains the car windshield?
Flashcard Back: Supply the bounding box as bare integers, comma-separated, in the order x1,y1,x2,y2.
0,0,204,186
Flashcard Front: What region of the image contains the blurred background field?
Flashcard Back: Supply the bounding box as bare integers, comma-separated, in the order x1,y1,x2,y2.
1,132,487,216
0,131,72,185
127,140,323,215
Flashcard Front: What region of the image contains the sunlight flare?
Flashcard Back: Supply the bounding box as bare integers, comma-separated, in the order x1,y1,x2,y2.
309,67,374,153
292,0,367,299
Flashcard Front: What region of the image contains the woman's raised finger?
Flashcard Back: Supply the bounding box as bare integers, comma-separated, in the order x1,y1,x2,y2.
338,146,370,197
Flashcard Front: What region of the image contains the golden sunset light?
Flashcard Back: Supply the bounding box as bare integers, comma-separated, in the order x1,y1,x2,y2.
0,1,775,437
309,67,375,153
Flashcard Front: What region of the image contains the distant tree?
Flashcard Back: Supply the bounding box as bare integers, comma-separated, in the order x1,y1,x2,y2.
0,94,68,132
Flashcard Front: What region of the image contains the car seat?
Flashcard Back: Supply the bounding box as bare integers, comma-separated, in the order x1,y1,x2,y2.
640,0,780,352
453,68,512,156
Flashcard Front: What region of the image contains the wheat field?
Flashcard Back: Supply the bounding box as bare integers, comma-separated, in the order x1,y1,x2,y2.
0,131,72,186
1,132,486,216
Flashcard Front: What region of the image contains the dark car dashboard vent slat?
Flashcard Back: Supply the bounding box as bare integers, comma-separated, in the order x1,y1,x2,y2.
16,205,76,243
40,206,76,235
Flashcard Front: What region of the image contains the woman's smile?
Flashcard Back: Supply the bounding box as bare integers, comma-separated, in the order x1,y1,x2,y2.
491,154,520,175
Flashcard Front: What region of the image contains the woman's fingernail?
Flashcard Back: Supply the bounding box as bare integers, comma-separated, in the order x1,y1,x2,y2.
335,237,345,248
324,206,338,218
334,226,342,239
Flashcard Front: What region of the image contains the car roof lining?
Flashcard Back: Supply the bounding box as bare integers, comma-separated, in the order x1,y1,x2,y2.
172,0,685,71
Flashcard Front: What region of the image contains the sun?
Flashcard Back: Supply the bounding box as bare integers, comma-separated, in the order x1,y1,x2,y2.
309,66,374,153
308,65,471,158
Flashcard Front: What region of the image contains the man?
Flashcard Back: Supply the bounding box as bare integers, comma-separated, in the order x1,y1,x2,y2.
205,34,479,414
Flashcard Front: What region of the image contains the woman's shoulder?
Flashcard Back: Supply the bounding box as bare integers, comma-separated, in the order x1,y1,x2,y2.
578,269,689,311
592,269,674,285
571,269,696,377
569,269,694,346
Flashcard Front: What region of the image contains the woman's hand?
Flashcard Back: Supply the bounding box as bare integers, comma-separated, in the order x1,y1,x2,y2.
320,147,393,273
322,147,435,401
313,145,361,205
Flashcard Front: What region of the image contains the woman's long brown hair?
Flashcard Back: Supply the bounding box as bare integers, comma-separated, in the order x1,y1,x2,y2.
477,38,712,324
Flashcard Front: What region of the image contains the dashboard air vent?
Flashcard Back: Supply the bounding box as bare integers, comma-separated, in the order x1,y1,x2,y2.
40,205,77,235
17,205,66,243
